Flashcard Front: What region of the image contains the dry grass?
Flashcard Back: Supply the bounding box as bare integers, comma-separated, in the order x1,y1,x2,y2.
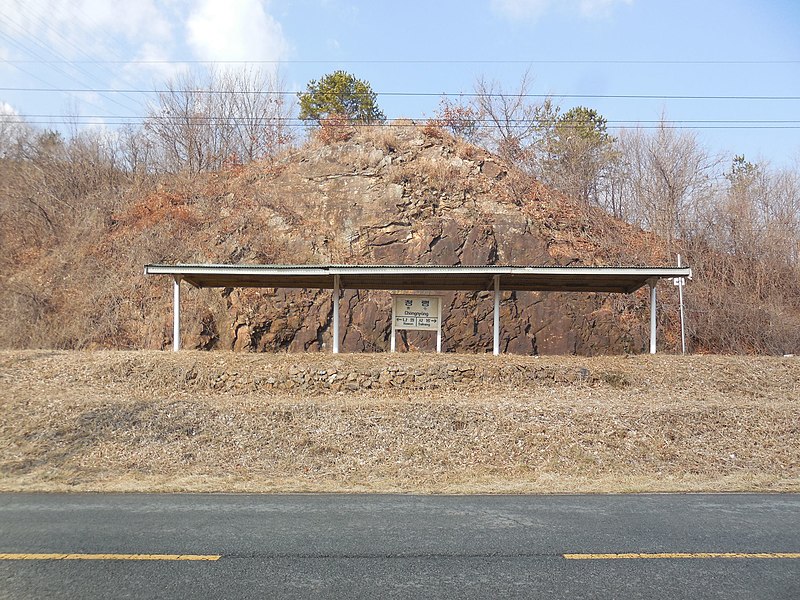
1,351,798,494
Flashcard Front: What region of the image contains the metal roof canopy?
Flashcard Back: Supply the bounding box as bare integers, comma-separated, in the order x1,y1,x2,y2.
145,264,690,294
144,263,692,355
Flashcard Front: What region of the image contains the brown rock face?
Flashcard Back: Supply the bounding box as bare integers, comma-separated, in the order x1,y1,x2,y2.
175,125,651,355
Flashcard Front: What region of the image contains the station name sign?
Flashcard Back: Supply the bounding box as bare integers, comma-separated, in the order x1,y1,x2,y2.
392,295,441,331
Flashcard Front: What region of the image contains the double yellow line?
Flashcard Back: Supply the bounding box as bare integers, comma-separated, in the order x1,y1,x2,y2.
0,553,220,561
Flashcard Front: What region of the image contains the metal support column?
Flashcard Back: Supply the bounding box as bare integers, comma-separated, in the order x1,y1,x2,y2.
332,274,340,354
493,275,501,356
677,254,687,355
172,276,181,352
649,278,657,354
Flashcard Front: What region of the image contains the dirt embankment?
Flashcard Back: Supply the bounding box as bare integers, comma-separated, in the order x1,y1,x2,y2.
1,350,798,494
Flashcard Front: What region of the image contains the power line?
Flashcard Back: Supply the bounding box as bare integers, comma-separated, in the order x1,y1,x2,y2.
2,59,800,65
2,87,799,101
24,9,148,114
0,16,142,116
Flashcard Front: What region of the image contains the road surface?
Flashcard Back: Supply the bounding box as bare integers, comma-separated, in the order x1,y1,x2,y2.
0,493,798,599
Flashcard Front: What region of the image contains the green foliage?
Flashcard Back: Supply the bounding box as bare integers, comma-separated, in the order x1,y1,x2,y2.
555,106,611,143
298,70,385,125
726,155,759,187
544,106,616,204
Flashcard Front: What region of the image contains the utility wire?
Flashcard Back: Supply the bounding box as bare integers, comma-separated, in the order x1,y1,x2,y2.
0,20,140,116
3,59,800,65
1,87,799,100
24,10,148,114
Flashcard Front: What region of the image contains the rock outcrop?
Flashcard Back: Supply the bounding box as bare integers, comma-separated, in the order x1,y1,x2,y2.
156,123,662,355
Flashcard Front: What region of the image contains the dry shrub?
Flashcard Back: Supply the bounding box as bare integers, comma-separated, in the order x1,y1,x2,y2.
356,122,403,153
315,114,356,144
431,96,482,142
422,119,446,140
221,153,246,176
455,140,481,161
417,157,466,195
684,250,800,355
117,192,200,230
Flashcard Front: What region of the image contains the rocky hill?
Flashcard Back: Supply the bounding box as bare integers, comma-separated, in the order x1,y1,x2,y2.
1,122,676,354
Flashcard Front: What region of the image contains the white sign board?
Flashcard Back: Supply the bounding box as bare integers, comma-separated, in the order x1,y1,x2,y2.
391,295,442,352
393,295,441,331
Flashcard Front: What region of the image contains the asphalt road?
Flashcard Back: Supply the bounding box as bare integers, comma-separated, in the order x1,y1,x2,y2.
0,493,798,599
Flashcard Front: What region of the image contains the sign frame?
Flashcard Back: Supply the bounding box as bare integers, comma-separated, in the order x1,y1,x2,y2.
390,294,443,353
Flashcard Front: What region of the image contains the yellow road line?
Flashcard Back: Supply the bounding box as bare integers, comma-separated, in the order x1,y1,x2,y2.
0,553,220,561
564,552,800,560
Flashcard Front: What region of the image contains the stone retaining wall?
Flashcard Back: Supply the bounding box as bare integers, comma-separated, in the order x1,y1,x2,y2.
200,361,594,394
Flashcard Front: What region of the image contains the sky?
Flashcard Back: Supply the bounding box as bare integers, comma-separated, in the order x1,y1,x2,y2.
1,0,799,167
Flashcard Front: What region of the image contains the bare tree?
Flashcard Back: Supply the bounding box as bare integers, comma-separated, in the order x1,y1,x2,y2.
471,71,558,178
144,67,293,173
429,96,482,144
144,71,218,172
218,68,293,163
616,121,719,244
675,154,800,354
760,166,800,267
0,124,125,275
115,124,158,175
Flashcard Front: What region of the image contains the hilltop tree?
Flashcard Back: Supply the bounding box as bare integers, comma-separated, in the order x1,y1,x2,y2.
544,106,616,204
726,155,759,190
298,71,385,124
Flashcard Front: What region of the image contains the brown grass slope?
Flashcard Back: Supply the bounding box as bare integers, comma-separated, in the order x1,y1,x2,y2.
1,123,681,355
1,351,797,493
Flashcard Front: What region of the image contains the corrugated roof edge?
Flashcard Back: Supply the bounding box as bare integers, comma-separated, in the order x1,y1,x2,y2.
145,263,690,270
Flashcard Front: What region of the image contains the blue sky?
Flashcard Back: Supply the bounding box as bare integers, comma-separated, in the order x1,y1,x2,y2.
1,0,799,166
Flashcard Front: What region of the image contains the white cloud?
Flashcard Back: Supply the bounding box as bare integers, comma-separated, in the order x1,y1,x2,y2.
0,0,173,58
0,102,19,117
0,0,290,71
0,0,292,102
491,0,633,21
0,102,28,155
186,0,289,66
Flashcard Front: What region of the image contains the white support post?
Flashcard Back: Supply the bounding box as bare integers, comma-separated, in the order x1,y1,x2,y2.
436,295,443,353
677,254,687,355
390,316,396,353
493,275,501,356
649,278,657,354
172,276,181,352
332,274,340,354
